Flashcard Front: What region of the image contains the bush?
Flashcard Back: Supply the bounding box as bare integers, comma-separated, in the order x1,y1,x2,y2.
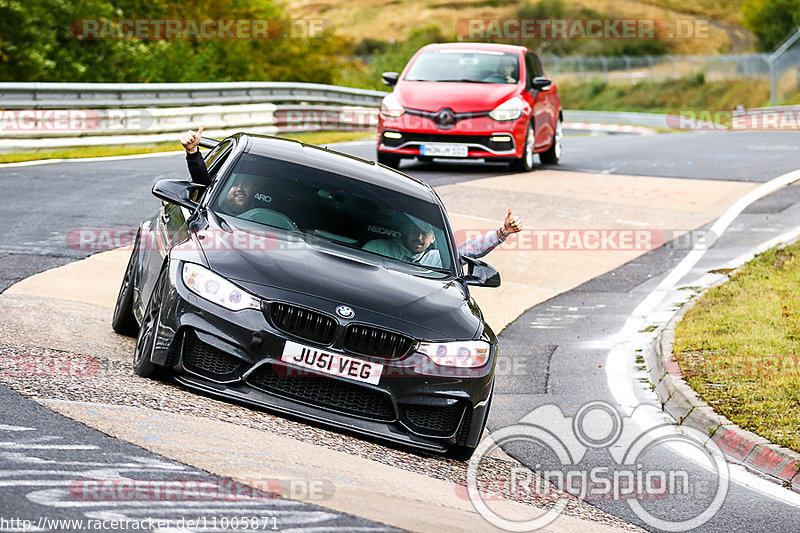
0,0,358,83
743,0,800,52
513,0,668,56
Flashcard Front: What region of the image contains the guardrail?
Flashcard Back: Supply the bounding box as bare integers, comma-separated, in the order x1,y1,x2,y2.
0,82,388,109
0,82,674,152
564,110,670,129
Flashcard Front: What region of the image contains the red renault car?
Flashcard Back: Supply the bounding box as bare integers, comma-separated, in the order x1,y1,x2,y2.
377,42,562,171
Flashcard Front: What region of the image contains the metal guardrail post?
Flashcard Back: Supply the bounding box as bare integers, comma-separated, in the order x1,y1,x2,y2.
769,27,800,106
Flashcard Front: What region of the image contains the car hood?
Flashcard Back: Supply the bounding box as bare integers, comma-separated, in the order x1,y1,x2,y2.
394,81,519,113
199,228,482,340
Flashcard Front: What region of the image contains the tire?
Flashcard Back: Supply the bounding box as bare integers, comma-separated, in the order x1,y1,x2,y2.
132,268,168,379
539,118,562,165
510,122,535,172
111,233,140,336
377,152,401,169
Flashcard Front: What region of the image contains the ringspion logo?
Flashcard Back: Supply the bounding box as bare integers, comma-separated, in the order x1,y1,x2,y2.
466,402,729,531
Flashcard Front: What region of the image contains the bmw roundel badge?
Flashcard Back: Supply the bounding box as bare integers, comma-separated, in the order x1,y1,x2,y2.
336,305,354,319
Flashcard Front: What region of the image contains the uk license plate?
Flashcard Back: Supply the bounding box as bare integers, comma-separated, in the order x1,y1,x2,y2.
420,143,468,157
281,341,383,385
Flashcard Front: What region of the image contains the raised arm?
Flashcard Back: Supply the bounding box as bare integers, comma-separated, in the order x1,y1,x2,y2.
181,125,211,186
458,208,523,259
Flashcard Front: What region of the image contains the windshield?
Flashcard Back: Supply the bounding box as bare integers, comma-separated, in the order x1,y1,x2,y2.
404,49,520,84
211,153,455,273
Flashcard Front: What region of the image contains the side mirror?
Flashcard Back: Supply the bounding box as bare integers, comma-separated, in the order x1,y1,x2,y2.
381,72,400,87
461,256,501,288
531,76,552,91
152,179,205,211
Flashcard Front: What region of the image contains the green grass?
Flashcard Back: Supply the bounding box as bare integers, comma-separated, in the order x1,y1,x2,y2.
559,75,772,113
0,142,181,164
674,242,800,452
0,132,374,164
278,131,373,145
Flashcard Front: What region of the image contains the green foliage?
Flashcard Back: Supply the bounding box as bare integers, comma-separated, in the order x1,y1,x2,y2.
340,25,452,90
743,0,800,51
369,25,449,77
0,0,357,82
559,76,772,113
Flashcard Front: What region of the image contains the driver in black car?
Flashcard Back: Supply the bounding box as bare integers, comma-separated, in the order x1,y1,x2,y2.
181,125,257,215
222,174,257,215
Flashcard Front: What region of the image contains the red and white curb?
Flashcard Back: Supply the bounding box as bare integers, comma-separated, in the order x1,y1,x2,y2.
563,121,657,135
649,302,800,491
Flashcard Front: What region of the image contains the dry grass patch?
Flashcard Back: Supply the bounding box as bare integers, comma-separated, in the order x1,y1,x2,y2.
281,0,750,54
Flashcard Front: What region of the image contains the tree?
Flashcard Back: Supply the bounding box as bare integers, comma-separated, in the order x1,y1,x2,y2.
743,0,800,51
0,0,356,82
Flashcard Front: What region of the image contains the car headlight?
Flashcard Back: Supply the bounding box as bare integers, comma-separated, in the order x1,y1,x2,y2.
381,93,405,118
488,96,525,122
417,340,491,368
182,263,260,311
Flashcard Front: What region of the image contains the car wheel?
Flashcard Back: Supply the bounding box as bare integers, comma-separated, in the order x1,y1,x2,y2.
112,232,140,336
377,152,401,169
133,268,168,379
539,118,562,165
510,122,535,172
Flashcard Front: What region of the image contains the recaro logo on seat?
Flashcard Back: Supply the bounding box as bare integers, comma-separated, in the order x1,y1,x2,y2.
367,225,401,238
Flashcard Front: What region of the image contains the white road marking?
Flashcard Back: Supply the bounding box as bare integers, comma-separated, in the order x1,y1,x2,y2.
0,442,98,450
0,425,35,432
747,144,800,151
605,168,800,506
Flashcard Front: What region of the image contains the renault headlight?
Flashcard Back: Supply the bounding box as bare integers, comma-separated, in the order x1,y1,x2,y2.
182,263,260,311
381,93,405,118
418,340,490,368
488,96,525,122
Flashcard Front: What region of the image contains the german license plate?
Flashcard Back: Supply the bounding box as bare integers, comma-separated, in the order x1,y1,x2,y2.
281,341,383,385
420,143,468,157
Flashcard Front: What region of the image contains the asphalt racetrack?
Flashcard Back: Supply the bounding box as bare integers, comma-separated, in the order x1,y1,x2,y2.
1,129,800,532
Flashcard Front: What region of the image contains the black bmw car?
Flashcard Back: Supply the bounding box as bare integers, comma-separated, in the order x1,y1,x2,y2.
112,133,501,459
